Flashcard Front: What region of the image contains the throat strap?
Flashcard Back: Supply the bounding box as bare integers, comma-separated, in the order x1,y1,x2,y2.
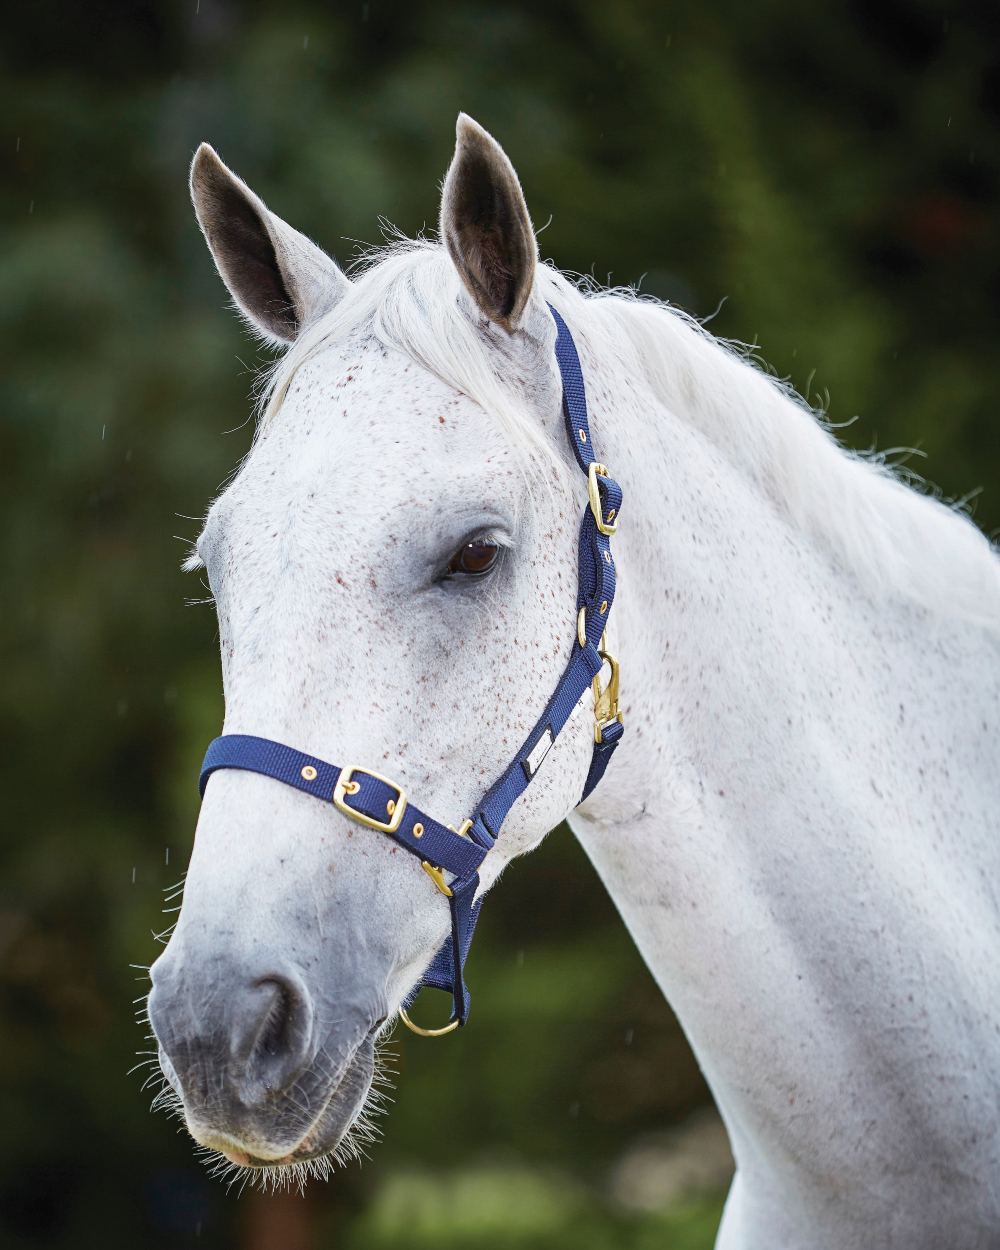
197,304,624,1030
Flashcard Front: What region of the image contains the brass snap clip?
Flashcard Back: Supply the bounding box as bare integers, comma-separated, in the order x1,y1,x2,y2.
592,635,623,744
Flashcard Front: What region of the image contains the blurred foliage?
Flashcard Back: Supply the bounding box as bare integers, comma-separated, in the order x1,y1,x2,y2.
1,1,998,1247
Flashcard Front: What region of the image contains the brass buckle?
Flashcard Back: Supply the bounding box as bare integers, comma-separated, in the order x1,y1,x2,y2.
592,636,623,744
587,463,618,536
332,766,407,833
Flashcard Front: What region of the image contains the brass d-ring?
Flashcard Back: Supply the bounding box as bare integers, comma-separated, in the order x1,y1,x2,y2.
399,1006,460,1037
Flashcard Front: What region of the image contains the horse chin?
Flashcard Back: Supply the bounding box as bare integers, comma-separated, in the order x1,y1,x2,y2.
181,1031,379,1175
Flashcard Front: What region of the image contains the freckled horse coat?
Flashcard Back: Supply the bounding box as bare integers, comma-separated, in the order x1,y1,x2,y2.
148,116,1000,1248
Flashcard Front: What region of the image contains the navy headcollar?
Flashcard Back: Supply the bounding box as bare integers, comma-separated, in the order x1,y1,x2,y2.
198,304,624,1035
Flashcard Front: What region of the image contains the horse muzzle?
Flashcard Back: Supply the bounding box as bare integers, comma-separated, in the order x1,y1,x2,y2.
147,951,379,1164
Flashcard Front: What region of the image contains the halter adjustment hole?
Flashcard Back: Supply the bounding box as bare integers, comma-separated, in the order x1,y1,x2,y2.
300,765,317,781
342,780,360,795
413,822,424,838
386,799,396,816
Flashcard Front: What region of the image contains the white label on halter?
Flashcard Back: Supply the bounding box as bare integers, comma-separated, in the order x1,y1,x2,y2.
523,727,554,779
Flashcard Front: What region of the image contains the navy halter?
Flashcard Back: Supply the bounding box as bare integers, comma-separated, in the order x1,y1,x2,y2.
198,305,624,1034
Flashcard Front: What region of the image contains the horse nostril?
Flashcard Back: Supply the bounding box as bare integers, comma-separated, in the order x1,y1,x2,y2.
239,973,315,1098
148,956,317,1111
256,980,295,1058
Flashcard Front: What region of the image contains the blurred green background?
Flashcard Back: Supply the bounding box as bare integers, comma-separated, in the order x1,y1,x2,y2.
3,2,998,1248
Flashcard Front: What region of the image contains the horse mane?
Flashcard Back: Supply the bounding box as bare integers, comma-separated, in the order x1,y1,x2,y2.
259,238,1000,629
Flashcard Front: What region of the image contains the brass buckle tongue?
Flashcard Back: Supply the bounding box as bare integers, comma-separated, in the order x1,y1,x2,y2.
592,635,623,744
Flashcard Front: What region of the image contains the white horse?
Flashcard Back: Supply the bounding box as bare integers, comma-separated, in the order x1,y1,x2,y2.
147,115,1000,1249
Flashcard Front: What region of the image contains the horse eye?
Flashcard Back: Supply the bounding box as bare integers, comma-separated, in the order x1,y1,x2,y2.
446,539,501,579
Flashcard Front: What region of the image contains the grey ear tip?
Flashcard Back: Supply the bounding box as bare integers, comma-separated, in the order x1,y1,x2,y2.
190,142,223,185
455,112,491,147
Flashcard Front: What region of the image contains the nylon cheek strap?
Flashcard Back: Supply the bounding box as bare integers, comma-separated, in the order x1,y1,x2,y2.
196,304,624,1031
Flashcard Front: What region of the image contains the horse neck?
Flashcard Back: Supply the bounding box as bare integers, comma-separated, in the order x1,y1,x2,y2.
567,323,1000,1235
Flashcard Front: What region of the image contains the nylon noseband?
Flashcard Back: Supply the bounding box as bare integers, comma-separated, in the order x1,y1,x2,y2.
198,305,624,1034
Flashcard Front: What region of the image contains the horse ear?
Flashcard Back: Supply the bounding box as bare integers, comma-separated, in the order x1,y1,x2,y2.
190,144,349,345
440,114,538,332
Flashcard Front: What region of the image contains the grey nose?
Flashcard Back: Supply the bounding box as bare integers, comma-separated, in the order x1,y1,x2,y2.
148,959,316,1110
